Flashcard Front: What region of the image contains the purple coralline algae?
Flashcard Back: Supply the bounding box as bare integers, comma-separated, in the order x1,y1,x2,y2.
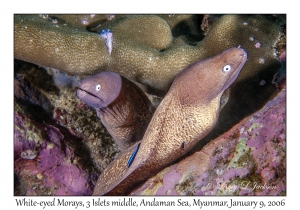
14,112,94,195
131,88,286,196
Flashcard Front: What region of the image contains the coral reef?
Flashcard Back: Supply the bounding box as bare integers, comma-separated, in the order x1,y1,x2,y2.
14,64,120,195
14,14,282,93
14,62,119,173
14,14,286,141
13,14,286,196
131,88,286,195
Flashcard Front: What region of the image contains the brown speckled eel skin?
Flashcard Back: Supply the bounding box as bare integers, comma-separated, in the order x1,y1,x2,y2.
93,47,247,195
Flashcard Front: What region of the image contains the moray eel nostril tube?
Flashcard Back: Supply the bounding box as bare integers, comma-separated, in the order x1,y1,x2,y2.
77,72,155,152
91,47,247,195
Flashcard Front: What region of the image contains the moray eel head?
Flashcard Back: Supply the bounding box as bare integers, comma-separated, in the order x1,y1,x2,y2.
173,47,247,105
76,71,155,152
218,47,248,91
76,72,122,109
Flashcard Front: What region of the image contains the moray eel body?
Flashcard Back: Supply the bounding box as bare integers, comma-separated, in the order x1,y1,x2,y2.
77,72,155,152
93,47,247,195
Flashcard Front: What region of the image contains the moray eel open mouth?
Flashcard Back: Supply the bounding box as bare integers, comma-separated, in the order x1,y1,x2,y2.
76,87,108,108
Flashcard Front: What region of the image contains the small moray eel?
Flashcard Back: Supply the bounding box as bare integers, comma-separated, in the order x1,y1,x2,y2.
77,72,155,152
92,47,247,195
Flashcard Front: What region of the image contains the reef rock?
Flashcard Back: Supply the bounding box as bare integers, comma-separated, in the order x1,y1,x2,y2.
14,108,97,195
14,61,119,173
14,71,100,195
14,105,98,195
131,88,286,195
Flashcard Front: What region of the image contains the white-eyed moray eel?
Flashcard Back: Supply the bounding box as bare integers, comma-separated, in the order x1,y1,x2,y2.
77,47,247,195
77,72,155,152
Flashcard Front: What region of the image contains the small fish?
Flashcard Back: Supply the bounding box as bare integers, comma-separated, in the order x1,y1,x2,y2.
127,143,141,167
100,29,113,55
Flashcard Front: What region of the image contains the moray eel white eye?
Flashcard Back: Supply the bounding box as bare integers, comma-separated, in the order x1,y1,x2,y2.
223,64,232,72
95,84,101,91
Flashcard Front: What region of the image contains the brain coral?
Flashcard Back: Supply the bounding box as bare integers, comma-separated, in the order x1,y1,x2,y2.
14,14,283,93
